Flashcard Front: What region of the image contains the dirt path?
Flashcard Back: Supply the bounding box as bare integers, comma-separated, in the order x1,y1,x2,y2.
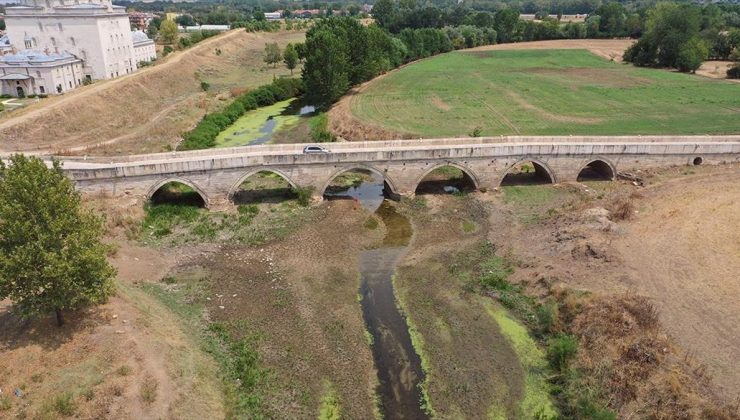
0,30,305,155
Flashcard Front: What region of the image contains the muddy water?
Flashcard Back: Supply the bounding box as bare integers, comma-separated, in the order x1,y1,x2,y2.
360,202,426,419
329,172,427,419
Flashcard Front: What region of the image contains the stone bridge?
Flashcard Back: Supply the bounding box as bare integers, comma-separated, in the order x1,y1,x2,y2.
57,135,740,211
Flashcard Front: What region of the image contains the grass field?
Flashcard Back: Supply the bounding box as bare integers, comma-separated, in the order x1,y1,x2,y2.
348,49,740,137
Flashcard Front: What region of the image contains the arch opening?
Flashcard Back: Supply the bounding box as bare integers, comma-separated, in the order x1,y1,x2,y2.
500,161,554,186
415,165,477,195
693,156,703,166
577,160,615,182
232,170,298,205
149,181,206,208
323,168,392,212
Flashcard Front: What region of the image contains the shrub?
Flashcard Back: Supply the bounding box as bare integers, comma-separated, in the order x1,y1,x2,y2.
548,333,578,372
608,197,635,221
292,186,314,207
140,376,158,404
0,395,10,411
52,393,76,416
237,204,260,216
728,65,740,79
310,113,335,142
200,81,210,91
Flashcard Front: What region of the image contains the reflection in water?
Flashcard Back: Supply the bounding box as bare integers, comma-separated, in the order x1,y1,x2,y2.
324,171,386,213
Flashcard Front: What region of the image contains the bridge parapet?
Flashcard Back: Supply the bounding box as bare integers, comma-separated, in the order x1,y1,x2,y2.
52,136,740,211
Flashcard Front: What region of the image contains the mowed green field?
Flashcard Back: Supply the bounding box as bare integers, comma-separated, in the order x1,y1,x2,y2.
349,49,740,136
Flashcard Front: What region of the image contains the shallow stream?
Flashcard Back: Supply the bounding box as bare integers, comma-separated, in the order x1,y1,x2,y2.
328,173,428,419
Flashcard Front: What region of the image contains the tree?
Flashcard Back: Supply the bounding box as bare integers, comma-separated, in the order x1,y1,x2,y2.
0,155,115,326
624,3,703,71
159,19,179,45
283,43,299,75
302,28,350,108
147,20,159,40
676,37,708,73
263,42,282,68
175,14,196,27
372,0,398,30
727,48,740,79
494,9,519,43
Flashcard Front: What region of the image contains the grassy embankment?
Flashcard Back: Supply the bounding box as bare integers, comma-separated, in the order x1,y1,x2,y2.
349,49,740,137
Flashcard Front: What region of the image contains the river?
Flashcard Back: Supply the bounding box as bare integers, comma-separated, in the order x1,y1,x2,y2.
326,172,428,419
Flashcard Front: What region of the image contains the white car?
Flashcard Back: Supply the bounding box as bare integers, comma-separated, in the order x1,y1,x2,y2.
303,145,330,154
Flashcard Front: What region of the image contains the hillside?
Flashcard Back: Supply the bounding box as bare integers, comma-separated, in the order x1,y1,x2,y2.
0,30,305,155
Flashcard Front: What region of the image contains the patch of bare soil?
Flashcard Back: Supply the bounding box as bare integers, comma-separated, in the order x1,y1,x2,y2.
328,85,410,141
393,195,526,418
504,89,603,124
0,30,305,155
470,38,634,62
696,61,739,82
171,200,380,417
0,242,224,419
485,163,740,415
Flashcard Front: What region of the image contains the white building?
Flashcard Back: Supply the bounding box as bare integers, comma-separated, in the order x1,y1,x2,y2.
0,50,83,96
0,35,12,55
0,0,157,97
131,30,156,65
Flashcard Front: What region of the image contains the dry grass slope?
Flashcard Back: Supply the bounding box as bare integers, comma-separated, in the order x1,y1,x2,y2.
0,30,305,155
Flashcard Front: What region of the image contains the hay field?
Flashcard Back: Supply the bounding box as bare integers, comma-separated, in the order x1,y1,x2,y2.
338,47,740,139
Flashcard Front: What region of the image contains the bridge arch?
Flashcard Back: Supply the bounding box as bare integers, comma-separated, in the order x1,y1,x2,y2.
228,168,299,202
577,158,616,181
413,161,480,193
320,164,399,197
146,177,210,208
499,158,556,186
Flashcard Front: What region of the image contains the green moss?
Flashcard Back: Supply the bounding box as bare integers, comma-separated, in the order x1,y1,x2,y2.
485,303,558,420
215,99,301,147
318,382,341,420
392,275,437,417
461,219,477,233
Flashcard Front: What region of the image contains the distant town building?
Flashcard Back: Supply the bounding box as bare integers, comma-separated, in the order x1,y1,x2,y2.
292,9,320,19
0,0,157,97
129,11,157,31
264,11,282,20
362,4,373,13
182,24,230,32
